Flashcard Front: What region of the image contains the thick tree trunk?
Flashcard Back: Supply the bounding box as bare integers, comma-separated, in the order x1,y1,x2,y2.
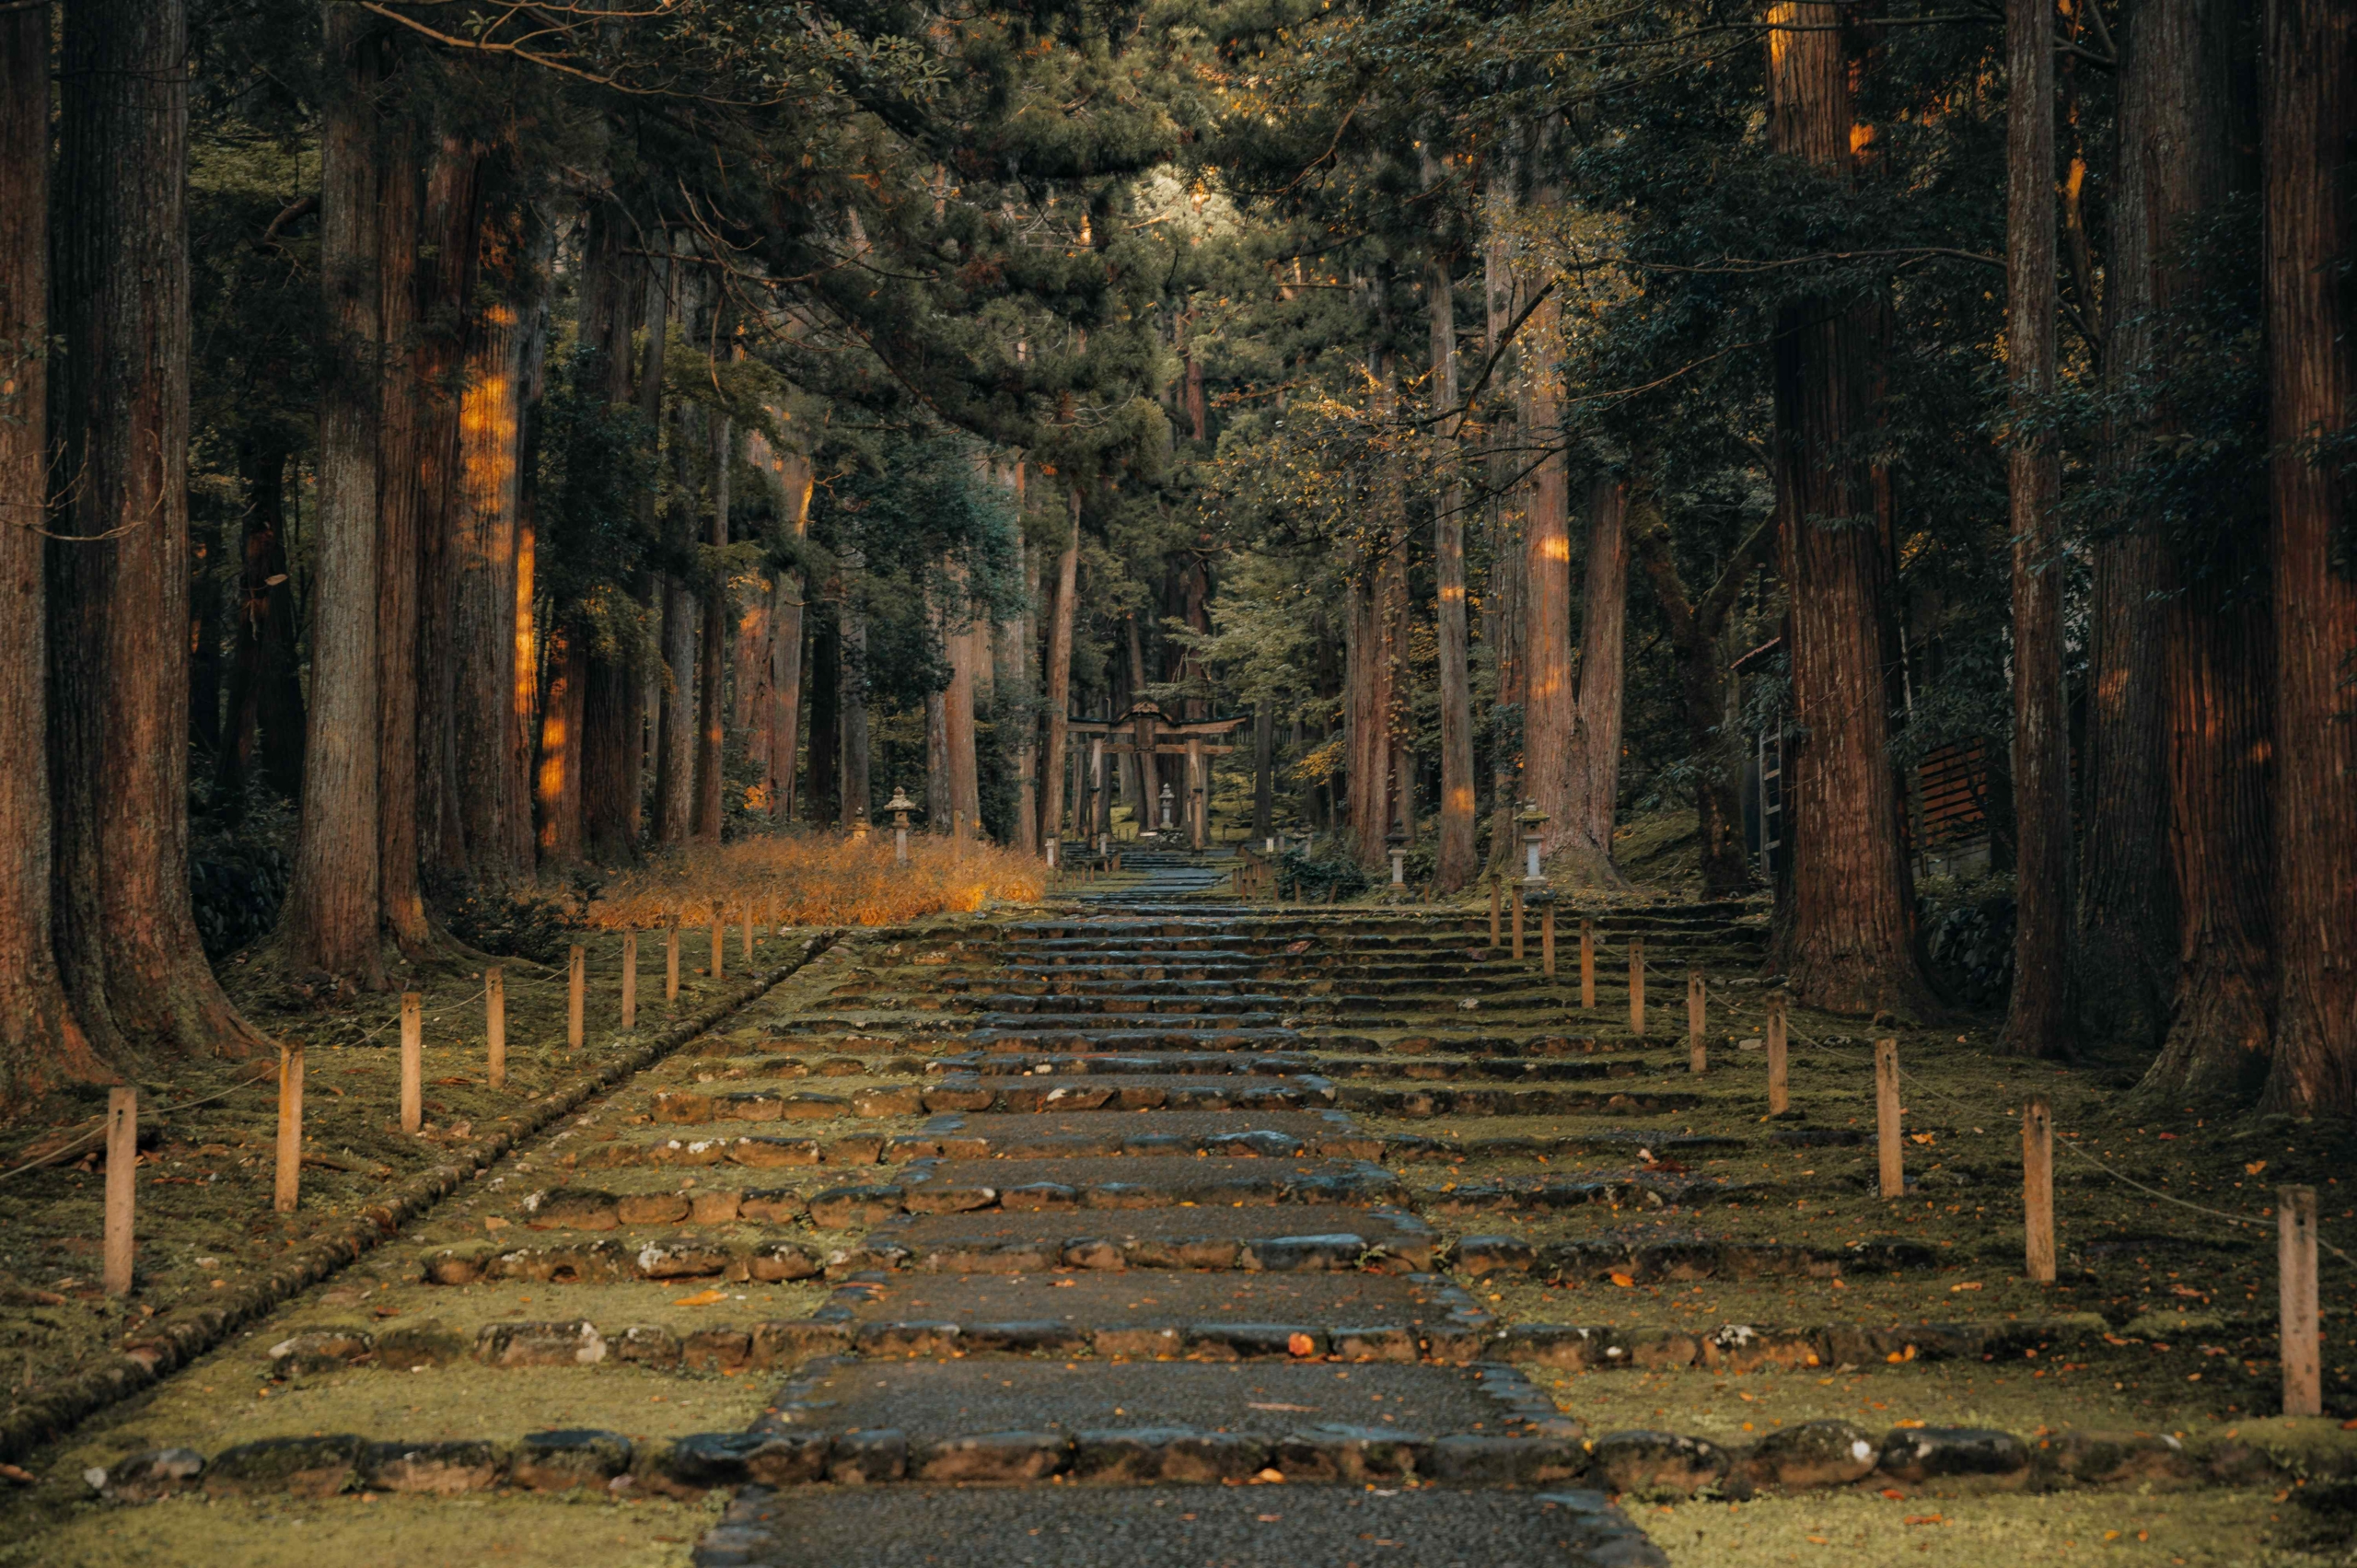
509,301,548,880
944,564,981,834
375,109,430,953
413,135,481,882
1518,291,1575,859
807,621,838,826
2002,0,2073,1055
0,2,96,1106
578,199,646,865
2132,0,2275,1107
1342,564,1390,865
1037,490,1082,850
1482,173,1527,878
534,629,584,863
743,435,810,821
284,3,385,981
50,0,258,1055
653,568,697,844
2259,0,2357,1116
691,409,730,842
447,198,542,887
1123,609,1154,820
1428,258,1477,890
1765,3,1929,1015
838,550,871,828
1560,475,1630,888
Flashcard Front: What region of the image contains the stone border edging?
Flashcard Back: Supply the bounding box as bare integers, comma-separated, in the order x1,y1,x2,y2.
0,930,843,1465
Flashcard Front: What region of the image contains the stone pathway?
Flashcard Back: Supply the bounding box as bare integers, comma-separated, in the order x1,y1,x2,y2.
39,854,2347,1567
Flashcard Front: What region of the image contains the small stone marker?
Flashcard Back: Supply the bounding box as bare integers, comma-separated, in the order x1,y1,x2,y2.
2281,1185,2321,1418
273,1043,304,1214
102,1086,136,1295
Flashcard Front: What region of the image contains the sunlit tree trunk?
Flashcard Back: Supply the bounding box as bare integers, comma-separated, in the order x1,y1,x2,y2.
838,546,871,828
1482,180,1526,878
1764,1,1930,1014
944,562,981,834
1427,254,1476,890
534,630,584,863
1037,488,1082,849
2258,0,2353,1115
284,2,385,981
0,0,97,1107
2002,0,2073,1055
1560,475,1630,888
1518,286,1574,859
414,135,481,881
50,0,259,1054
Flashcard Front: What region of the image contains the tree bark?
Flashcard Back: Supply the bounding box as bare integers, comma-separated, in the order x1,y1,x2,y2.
50,0,259,1055
2002,0,2073,1056
1037,488,1082,849
1631,505,1773,896
215,436,308,812
838,547,871,828
0,0,97,1106
413,134,481,882
446,196,544,887
1342,561,1391,865
653,244,697,848
807,619,838,826
2257,0,2353,1114
534,628,584,863
1002,470,1037,851
578,198,646,865
1518,288,1575,859
944,562,981,833
1764,2,1930,1015
2131,0,2275,1108
1428,255,1477,890
375,107,430,953
691,405,730,843
1482,181,1527,879
509,294,548,879
1560,475,1631,887
284,2,385,982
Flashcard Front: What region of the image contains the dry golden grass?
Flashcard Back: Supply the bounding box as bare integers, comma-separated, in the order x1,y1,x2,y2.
584,832,1044,930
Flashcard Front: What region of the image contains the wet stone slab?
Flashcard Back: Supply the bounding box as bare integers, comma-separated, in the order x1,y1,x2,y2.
698,1482,1663,1568
894,1156,1400,1208
834,1270,1474,1330
766,1360,1511,1440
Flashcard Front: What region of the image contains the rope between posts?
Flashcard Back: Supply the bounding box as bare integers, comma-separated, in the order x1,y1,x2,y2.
0,1077,264,1185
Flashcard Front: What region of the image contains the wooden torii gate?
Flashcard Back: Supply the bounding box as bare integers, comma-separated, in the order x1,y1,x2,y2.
1065,700,1251,852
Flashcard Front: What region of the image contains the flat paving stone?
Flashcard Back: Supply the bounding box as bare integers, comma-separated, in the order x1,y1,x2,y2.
841,1271,1467,1328
702,1483,1647,1567
899,1156,1397,1204
886,1206,1426,1252
943,1110,1344,1139
771,1360,1508,1438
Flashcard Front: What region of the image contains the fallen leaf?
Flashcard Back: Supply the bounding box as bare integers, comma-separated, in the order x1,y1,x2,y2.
1609,1272,1635,1288
2245,1160,2268,1177
0,1464,34,1486
1949,1282,1982,1292
1248,1402,1317,1412
1286,1333,1317,1356
672,1289,727,1307
1880,1489,1908,1502
1905,1514,1945,1527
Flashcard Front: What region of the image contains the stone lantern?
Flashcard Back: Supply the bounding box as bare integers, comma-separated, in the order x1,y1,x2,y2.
1517,801,1549,885
1158,782,1175,832
886,785,917,865
851,808,869,845
1386,822,1408,888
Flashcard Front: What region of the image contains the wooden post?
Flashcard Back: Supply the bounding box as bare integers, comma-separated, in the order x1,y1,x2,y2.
567,944,586,1049
2281,1185,2321,1418
1579,920,1596,1010
1628,938,1645,1035
1875,1037,1904,1199
1540,902,1556,979
102,1086,136,1295
1766,992,1788,1115
2021,1096,2055,1283
1510,883,1526,960
710,907,725,981
666,924,680,1002
1489,878,1502,948
401,993,424,1133
486,966,505,1088
620,932,638,1031
273,1043,304,1214
1687,968,1707,1074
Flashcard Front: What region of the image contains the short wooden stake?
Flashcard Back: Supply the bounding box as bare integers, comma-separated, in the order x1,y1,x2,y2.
102,1086,136,1295
1628,938,1645,1036
1579,921,1596,1009
1688,968,1707,1074
1875,1037,1904,1198
2021,1096,2055,1283
2281,1185,2321,1418
1766,992,1788,1115
1510,884,1526,960
567,944,586,1049
710,908,725,981
401,992,424,1133
273,1043,304,1214
1489,879,1502,948
666,924,680,1002
1540,902,1556,979
485,967,505,1088
620,932,638,1031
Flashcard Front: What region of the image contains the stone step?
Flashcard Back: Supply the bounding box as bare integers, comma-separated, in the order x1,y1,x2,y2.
966,1027,1306,1052
973,1011,1289,1031
851,1202,1437,1274
919,1074,1337,1114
